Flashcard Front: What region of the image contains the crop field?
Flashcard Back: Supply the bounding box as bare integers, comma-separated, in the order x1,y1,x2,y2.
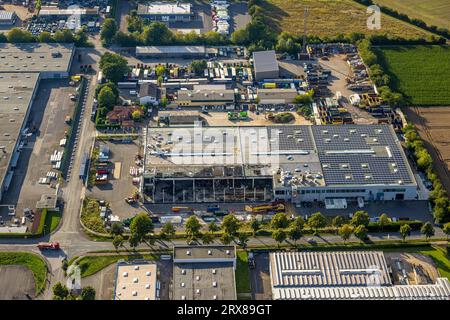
374,0,450,30
263,0,432,38
376,46,450,106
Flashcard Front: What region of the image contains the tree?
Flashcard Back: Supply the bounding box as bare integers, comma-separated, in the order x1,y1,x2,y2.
7,28,35,43
332,215,345,228
129,233,140,248
221,215,240,237
443,222,450,241
80,286,96,300
131,110,143,121
399,224,411,242
379,213,390,231
208,221,220,233
202,232,214,245
421,222,435,241
270,213,289,229
354,225,368,242
38,31,53,43
129,213,153,244
307,212,327,234
250,218,260,236
52,282,69,300
53,29,75,43
99,52,129,83
160,222,176,239
110,222,123,235
185,216,202,239
338,224,353,243
97,86,116,110
272,229,287,247
230,28,249,45
291,216,305,230
220,232,233,245
295,90,314,105
190,60,207,76
155,65,166,77
237,232,250,249
100,18,117,45
141,22,174,45
112,235,124,249
351,211,370,227
288,227,303,246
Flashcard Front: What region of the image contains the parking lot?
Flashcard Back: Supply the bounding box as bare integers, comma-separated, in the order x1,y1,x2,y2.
0,265,35,300
87,139,144,220
0,80,77,226
249,251,272,300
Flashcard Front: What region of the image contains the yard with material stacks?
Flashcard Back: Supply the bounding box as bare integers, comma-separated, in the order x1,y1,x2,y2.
262,0,433,39
374,0,450,30
377,46,450,106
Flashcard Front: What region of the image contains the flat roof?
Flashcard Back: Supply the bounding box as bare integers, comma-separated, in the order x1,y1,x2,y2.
136,46,205,55
174,245,236,261
270,251,392,288
144,125,414,188
39,6,99,16
0,73,40,193
0,43,74,73
173,262,236,300
0,11,16,21
114,261,157,300
177,89,235,102
138,2,192,15
253,50,279,74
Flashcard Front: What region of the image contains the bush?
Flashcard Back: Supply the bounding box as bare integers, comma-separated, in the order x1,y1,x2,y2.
272,112,294,123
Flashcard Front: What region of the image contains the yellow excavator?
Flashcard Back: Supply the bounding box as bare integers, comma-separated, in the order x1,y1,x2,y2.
245,203,285,214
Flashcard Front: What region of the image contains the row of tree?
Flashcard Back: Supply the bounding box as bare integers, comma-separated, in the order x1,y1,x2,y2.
0,27,90,47
52,282,95,300
403,124,450,224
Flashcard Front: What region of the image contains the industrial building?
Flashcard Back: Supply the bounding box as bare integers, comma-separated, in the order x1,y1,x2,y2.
141,124,418,204
176,88,235,108
38,6,100,18
113,261,158,300
269,251,450,300
0,43,74,203
137,2,193,22
173,246,236,300
0,11,17,25
253,50,279,81
257,88,298,104
136,46,207,58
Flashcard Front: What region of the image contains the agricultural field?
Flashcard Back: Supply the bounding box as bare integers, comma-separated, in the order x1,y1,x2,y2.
374,0,450,30
377,46,450,106
263,0,433,38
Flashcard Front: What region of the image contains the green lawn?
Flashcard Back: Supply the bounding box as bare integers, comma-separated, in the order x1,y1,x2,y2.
374,0,450,30
377,45,450,106
76,253,160,278
414,246,450,279
0,252,48,294
43,211,61,235
264,0,432,38
235,251,251,294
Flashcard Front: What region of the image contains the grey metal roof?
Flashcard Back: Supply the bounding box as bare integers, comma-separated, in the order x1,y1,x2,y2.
270,251,391,288
253,50,279,74
174,245,236,261
310,125,415,186
0,11,15,21
136,46,206,55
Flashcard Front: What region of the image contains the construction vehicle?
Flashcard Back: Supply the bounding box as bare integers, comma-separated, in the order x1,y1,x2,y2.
171,206,191,213
37,242,60,250
245,203,285,214
125,191,140,204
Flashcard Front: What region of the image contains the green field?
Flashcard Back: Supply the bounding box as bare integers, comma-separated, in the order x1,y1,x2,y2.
374,0,450,30
44,211,61,234
235,251,251,295
75,253,160,278
264,0,432,38
377,45,450,105
0,252,48,294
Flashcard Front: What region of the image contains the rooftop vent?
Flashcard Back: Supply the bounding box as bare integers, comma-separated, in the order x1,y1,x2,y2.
186,250,191,255
132,291,137,296
146,271,151,276
133,278,139,283
134,266,140,270
181,296,186,300
123,272,128,277
181,283,185,287
145,284,151,289
213,295,217,300
196,289,201,294
208,250,212,255
212,281,217,287
226,250,230,255
212,269,217,274
196,276,200,281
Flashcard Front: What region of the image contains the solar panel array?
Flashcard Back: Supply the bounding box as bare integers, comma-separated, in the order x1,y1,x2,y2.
267,125,315,151
310,125,414,186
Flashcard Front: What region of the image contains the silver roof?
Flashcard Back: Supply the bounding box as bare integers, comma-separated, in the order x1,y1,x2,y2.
253,50,279,74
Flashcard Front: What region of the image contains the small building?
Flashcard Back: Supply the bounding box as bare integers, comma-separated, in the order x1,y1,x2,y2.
136,46,206,59
106,106,142,125
113,261,158,300
159,111,203,126
139,83,159,106
253,50,279,81
176,89,235,108
38,6,100,18
0,11,17,25
137,2,192,22
257,88,298,104
173,246,237,300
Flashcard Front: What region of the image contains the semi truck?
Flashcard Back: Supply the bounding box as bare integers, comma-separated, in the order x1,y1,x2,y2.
37,242,60,250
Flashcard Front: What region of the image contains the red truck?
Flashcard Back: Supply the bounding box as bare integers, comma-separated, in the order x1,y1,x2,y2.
37,242,60,250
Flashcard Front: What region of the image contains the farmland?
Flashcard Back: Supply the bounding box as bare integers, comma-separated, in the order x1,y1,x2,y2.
262,0,433,38
376,46,450,106
374,0,450,30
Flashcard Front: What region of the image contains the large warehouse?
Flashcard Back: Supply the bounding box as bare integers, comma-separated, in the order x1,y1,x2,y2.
253,50,279,81
113,261,158,300
0,43,74,202
142,124,419,204
136,46,207,58
173,245,237,300
269,251,450,300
